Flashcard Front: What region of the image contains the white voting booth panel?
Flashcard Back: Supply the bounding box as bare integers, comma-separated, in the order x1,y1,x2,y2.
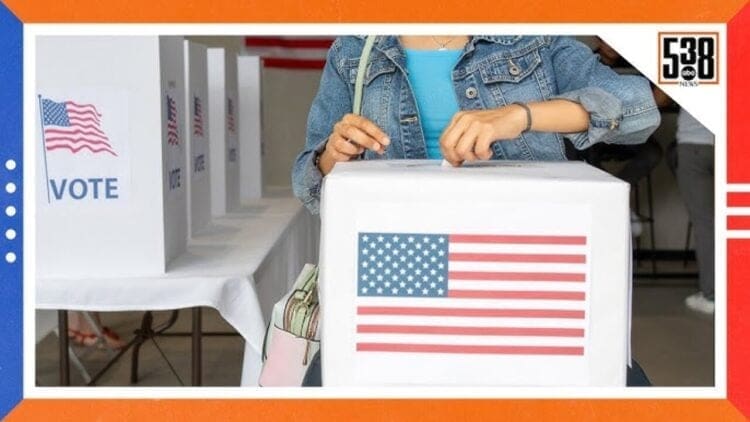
238,55,263,201
36,36,188,278
207,48,240,216
184,41,212,237
319,160,630,386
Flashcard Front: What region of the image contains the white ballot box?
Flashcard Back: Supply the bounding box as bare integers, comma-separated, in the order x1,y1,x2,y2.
36,36,188,278
319,160,631,386
238,55,263,201
207,48,240,216
184,41,212,237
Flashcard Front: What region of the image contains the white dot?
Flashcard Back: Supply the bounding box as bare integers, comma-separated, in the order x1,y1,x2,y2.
5,160,16,171
5,252,16,263
5,206,16,217
5,229,15,240
5,183,16,194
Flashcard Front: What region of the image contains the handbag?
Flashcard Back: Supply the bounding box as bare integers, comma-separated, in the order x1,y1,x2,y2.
258,35,378,387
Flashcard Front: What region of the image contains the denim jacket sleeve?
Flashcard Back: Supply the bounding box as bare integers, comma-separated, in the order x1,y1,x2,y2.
548,36,661,149
292,39,352,214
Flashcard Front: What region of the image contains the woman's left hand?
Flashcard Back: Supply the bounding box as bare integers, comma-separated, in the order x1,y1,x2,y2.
439,105,527,166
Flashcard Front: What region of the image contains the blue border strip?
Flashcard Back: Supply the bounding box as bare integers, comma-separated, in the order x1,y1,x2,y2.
0,1,23,417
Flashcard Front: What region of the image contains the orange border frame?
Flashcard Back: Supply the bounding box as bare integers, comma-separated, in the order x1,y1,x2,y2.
657,32,720,85
4,0,750,420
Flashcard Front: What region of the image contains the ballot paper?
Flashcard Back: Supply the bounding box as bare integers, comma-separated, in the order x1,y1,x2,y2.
319,160,631,386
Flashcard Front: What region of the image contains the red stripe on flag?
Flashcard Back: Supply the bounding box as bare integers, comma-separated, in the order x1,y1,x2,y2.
357,306,585,319
449,252,586,264
728,192,750,207
47,144,117,156
356,343,584,355
245,36,334,49
262,57,326,69
66,101,102,116
448,290,586,301
728,216,750,230
357,325,584,337
449,234,587,245
449,271,585,282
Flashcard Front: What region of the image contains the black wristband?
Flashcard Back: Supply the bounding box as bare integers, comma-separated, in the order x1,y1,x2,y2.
511,102,532,133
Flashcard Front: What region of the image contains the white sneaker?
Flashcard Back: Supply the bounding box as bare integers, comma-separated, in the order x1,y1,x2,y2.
630,211,643,238
685,292,715,315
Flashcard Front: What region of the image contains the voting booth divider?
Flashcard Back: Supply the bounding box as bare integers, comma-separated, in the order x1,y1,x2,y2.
184,41,212,238
36,36,188,278
238,55,263,201
319,160,631,386
208,48,241,217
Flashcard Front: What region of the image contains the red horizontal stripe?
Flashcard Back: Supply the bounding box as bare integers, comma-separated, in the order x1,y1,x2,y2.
47,144,117,156
262,57,326,69
45,128,107,140
357,306,585,319
245,36,334,49
66,101,102,115
728,192,750,207
357,325,584,337
449,271,585,282
67,110,101,120
450,234,586,245
68,117,101,125
356,343,584,356
45,137,112,147
449,290,586,301
728,215,750,230
65,124,105,135
449,252,586,264
67,107,99,115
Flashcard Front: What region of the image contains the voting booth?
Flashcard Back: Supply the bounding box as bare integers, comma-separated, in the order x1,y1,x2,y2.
184,41,212,237
238,55,263,201
36,36,188,278
207,48,240,216
319,160,631,386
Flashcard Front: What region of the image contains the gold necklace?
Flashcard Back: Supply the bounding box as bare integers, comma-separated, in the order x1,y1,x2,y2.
430,36,456,51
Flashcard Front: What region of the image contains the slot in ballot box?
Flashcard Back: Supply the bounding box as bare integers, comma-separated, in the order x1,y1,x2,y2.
36,36,187,278
319,160,631,386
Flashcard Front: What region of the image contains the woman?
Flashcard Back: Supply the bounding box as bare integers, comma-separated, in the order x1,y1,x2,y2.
293,35,659,386
292,35,660,214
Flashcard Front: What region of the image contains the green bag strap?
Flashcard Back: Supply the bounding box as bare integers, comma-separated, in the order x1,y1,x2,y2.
353,35,377,116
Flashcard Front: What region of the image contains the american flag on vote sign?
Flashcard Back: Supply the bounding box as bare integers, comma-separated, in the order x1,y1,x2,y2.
40,97,117,156
356,232,589,357
226,98,236,135
193,96,204,137
166,94,179,145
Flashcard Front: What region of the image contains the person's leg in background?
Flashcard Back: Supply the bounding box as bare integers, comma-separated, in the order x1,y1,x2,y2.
67,311,126,349
676,144,714,313
613,138,663,187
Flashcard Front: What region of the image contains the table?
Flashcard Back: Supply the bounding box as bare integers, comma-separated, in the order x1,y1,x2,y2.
36,192,319,386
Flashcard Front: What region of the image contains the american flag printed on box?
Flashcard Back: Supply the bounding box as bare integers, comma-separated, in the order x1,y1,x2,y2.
40,97,117,156
192,96,204,137
166,94,180,145
356,232,589,357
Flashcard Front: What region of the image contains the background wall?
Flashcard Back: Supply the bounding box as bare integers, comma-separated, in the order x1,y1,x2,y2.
259,67,322,188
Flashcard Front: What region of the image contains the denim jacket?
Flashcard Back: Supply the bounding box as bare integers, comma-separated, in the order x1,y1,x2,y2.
293,35,661,214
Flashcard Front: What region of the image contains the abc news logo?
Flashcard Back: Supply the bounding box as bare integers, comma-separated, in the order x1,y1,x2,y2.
658,33,719,86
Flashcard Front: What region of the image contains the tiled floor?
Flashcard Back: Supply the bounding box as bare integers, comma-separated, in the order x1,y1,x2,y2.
36,279,714,387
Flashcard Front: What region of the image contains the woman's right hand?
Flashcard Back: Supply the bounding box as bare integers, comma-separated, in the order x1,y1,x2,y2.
317,113,390,175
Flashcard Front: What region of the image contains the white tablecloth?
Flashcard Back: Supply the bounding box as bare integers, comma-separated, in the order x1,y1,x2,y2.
36,193,319,386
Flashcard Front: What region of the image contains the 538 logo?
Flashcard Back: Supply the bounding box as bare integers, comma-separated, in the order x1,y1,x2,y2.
658,32,719,86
